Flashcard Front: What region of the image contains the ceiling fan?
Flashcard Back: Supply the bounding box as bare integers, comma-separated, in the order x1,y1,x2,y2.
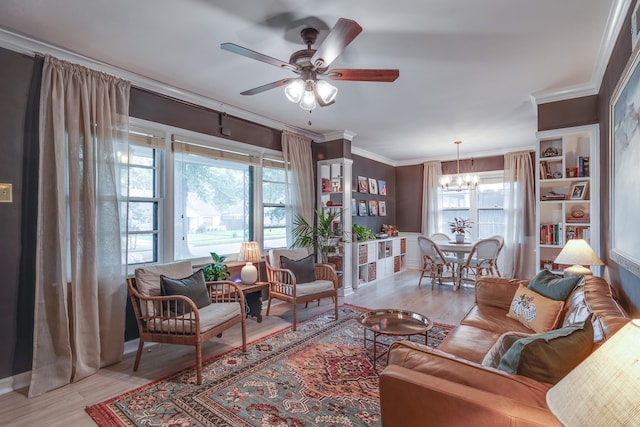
221,18,399,110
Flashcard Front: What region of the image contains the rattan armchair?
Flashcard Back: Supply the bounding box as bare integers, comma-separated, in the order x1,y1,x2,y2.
417,236,458,288
127,261,246,385
265,249,339,331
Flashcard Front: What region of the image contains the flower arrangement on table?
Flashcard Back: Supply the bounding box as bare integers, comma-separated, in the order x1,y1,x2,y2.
448,217,472,242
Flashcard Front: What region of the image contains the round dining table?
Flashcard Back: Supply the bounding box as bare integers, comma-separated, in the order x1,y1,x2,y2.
435,240,475,290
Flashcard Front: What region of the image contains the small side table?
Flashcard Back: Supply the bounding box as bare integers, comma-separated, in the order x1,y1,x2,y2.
235,281,269,322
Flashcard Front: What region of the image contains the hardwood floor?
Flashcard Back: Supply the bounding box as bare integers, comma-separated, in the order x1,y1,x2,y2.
0,269,475,427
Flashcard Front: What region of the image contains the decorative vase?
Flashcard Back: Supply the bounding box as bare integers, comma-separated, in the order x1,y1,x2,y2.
455,233,465,243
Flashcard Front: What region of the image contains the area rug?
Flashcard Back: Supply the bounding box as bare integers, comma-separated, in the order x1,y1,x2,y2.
87,304,455,426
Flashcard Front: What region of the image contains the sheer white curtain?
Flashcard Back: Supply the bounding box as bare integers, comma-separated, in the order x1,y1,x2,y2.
281,131,314,230
421,161,443,235
30,55,130,397
504,151,536,279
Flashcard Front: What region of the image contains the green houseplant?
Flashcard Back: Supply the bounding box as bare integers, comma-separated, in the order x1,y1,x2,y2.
353,224,376,241
449,217,472,243
292,208,344,263
202,252,230,281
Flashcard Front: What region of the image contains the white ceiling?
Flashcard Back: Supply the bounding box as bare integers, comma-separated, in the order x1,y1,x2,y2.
0,0,629,165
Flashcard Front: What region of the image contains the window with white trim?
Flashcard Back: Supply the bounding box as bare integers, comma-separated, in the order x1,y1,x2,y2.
439,173,505,240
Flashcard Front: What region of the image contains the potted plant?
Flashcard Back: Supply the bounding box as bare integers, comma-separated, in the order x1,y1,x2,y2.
202,252,230,281
449,217,472,243
292,209,345,263
353,224,376,241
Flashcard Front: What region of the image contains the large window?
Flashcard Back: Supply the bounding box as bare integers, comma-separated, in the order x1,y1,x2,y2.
440,173,505,240
262,163,288,249
123,130,164,265
123,120,290,268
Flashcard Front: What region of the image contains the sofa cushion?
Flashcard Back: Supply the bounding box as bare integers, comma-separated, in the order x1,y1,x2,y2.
496,318,594,384
461,305,533,335
437,324,504,364
160,269,210,315
148,301,241,334
280,254,317,283
527,269,583,301
295,279,335,296
507,283,564,333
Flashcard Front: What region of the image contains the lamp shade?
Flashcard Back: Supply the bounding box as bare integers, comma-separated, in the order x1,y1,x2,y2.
239,241,260,284
554,239,603,276
547,319,640,426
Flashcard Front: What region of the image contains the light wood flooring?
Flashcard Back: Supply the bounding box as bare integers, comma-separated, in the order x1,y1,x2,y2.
0,269,475,427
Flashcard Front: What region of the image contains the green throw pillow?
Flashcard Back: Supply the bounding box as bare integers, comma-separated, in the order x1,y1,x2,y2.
527,269,582,301
497,317,594,384
280,254,317,284
160,269,211,315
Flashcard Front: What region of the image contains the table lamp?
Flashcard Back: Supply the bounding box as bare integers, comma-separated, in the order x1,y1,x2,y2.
553,239,603,277
239,241,261,284
547,319,640,426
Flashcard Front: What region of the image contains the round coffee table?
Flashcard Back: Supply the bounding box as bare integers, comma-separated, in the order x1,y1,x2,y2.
359,309,433,367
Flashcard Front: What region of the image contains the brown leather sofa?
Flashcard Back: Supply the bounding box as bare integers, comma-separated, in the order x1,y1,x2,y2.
379,275,630,427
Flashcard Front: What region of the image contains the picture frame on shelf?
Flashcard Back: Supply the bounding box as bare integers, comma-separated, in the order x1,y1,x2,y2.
610,42,640,278
568,182,589,200
358,200,368,216
368,200,378,216
368,178,378,195
358,176,369,193
378,180,387,196
379,200,387,216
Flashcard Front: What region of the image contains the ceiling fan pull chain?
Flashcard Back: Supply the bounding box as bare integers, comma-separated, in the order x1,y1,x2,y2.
308,109,312,126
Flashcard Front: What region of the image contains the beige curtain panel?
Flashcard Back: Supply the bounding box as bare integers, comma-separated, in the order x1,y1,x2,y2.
282,131,314,230
30,55,130,397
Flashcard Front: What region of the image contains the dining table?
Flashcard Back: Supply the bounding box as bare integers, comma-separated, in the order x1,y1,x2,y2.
436,240,475,290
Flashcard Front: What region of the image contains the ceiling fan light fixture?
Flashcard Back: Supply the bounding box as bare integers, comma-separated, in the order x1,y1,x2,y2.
316,79,338,104
299,83,317,110
284,79,305,103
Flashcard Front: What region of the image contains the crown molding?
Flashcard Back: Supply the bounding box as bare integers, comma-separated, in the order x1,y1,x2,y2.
533,0,632,105
0,27,325,140
313,130,357,142
391,144,537,167
350,146,398,166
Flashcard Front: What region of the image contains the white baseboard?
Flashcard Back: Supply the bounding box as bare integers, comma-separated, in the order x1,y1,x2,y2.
0,370,30,396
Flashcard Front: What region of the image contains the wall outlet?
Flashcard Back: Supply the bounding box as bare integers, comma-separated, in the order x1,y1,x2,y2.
0,183,13,203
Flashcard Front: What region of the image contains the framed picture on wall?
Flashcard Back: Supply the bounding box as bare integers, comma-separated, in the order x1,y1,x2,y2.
358,176,369,193
351,198,357,216
358,200,368,216
610,42,640,278
378,180,387,196
379,200,387,216
368,178,378,194
368,200,378,216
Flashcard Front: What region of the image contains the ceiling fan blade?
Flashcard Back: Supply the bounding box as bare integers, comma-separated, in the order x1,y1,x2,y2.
221,43,297,71
240,78,294,95
328,68,399,82
310,18,362,69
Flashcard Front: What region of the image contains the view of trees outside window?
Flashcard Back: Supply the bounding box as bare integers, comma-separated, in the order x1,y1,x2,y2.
440,174,505,240
174,153,251,259
263,166,287,249
124,142,160,265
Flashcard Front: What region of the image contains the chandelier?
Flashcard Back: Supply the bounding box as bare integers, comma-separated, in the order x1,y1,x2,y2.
283,70,338,111
440,140,478,191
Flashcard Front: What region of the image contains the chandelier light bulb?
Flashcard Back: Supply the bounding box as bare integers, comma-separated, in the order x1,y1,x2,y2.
284,79,305,103
299,84,317,110
316,79,338,104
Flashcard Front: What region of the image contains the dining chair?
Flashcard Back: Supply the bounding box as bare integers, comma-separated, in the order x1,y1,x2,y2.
458,237,502,286
430,232,453,255
417,236,458,289
488,235,505,277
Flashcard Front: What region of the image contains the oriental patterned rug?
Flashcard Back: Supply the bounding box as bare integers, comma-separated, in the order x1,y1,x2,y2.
86,305,454,426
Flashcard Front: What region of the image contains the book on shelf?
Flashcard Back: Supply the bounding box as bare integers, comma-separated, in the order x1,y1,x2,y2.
577,156,590,177
322,178,331,193
539,161,553,179
540,223,563,245
566,216,590,223
541,192,566,201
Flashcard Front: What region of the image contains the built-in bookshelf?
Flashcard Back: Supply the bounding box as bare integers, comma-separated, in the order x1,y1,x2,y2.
535,124,600,275
317,158,353,295
354,236,406,286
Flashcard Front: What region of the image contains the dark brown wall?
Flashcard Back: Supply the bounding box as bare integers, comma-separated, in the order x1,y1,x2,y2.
396,164,424,232
537,0,640,316
352,154,396,234
0,49,40,378
130,87,282,151
537,95,599,131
